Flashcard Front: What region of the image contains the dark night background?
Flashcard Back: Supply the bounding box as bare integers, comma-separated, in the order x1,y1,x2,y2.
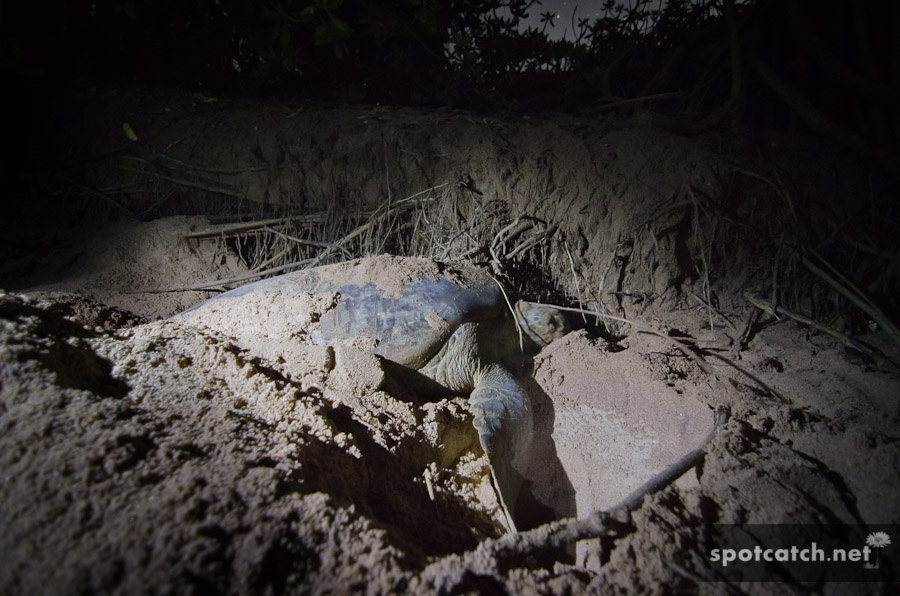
3,0,898,138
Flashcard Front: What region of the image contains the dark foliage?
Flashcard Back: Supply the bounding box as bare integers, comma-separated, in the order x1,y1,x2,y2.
2,1,896,153
1,0,896,143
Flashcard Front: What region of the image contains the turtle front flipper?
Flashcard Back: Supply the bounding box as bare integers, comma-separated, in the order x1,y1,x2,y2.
469,364,534,533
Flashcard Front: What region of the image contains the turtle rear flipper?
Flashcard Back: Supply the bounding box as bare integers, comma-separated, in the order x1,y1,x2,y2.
470,364,534,533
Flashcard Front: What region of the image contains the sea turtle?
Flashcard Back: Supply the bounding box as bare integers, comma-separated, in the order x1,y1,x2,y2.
179,256,569,531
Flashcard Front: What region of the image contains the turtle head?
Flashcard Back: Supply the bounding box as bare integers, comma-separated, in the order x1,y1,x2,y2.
513,301,570,350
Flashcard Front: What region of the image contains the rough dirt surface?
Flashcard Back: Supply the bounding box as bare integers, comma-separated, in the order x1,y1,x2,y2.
2,93,899,594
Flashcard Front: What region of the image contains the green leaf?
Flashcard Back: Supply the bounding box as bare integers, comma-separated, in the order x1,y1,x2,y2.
122,122,138,142
314,22,333,45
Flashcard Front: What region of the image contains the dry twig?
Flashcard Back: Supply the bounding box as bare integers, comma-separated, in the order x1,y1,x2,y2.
745,293,891,370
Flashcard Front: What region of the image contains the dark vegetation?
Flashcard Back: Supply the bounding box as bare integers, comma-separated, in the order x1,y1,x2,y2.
0,1,894,129
2,0,899,339
2,1,897,137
